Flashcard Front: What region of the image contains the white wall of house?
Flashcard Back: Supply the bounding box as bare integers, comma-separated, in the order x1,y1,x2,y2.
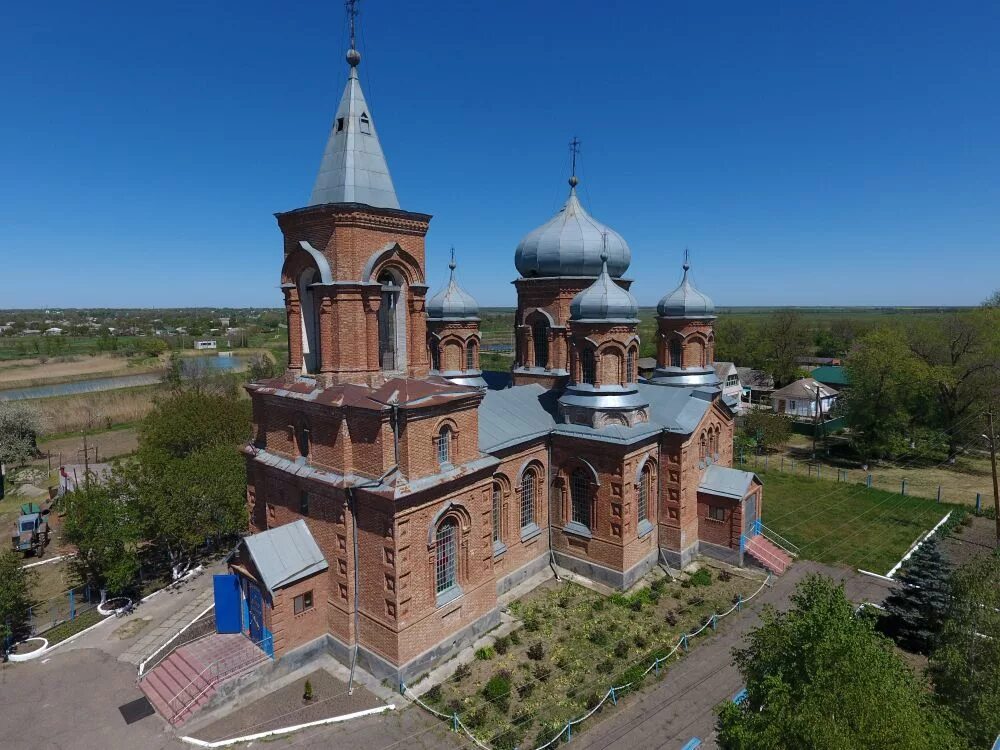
773,395,836,418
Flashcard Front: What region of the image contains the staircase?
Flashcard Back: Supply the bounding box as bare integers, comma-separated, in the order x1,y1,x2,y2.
745,535,793,575
138,633,268,726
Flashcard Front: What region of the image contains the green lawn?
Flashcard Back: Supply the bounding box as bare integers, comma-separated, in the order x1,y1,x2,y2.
758,470,955,574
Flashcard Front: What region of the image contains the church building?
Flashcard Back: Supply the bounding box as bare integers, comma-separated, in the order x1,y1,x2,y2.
229,25,771,683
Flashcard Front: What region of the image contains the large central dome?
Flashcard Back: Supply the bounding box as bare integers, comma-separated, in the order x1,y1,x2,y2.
515,181,631,278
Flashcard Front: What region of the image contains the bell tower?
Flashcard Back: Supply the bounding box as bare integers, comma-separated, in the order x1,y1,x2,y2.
276,1,431,386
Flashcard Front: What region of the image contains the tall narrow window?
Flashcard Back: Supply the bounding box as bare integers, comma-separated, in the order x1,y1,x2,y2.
491,482,502,544
297,425,311,458
626,348,636,384
430,340,441,371
437,426,452,466
435,519,457,594
699,432,707,461
465,342,476,371
378,271,400,371
299,490,310,516
669,338,682,368
638,464,652,524
581,348,596,385
532,320,549,369
359,112,371,134
520,470,536,529
570,469,591,529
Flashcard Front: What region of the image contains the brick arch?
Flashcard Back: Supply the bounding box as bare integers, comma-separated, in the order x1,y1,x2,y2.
426,501,472,546
560,456,600,486
280,240,334,286
515,457,545,486
633,453,658,486
362,242,424,285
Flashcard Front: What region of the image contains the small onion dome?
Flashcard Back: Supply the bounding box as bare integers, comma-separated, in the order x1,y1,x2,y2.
657,254,715,319
427,253,480,321
570,252,639,323
515,181,631,278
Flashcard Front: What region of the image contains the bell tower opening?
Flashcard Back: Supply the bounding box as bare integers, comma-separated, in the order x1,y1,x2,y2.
298,267,321,374
378,269,407,372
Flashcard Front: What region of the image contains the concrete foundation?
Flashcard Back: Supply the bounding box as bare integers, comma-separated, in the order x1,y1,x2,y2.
552,547,659,590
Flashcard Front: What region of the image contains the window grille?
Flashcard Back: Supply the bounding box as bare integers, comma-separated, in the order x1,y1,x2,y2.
670,339,682,368
492,483,502,543
638,465,651,523
520,470,535,528
581,348,596,385
294,590,314,614
466,343,476,371
571,469,590,528
437,427,452,465
430,341,441,371
709,506,726,522
435,519,457,593
626,349,636,383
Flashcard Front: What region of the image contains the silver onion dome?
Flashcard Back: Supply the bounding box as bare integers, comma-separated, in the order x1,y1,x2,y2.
427,253,480,321
656,253,715,319
569,252,639,323
515,180,631,278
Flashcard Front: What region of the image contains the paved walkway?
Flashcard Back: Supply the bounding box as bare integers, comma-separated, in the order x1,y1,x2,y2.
571,561,893,750
120,587,214,666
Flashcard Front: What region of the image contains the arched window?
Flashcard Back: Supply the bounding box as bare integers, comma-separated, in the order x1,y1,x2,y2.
491,482,502,544
626,348,636,384
435,518,457,594
378,270,405,372
532,319,549,369
359,112,371,135
699,432,707,461
638,463,653,524
430,340,441,371
465,341,476,371
437,425,452,466
297,423,311,458
297,268,321,374
581,348,597,385
669,338,682,368
520,470,536,529
570,469,591,529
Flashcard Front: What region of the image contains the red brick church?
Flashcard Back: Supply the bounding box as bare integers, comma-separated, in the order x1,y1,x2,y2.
229,29,765,683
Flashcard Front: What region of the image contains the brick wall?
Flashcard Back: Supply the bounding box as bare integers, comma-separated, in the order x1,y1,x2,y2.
488,441,550,581
270,572,330,656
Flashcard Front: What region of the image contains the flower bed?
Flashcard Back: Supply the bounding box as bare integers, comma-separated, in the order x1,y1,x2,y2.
419,567,764,749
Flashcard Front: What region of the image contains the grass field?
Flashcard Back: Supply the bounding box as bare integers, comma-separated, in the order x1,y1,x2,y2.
758,470,954,574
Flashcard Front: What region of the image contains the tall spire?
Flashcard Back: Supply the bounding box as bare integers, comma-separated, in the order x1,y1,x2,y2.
309,0,399,208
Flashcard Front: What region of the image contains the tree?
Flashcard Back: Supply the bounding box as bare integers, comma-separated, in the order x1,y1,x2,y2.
120,390,251,578
759,311,812,387
717,575,962,750
844,327,931,463
715,317,765,369
738,409,793,455
929,551,1000,748
0,549,35,654
61,476,143,594
0,401,42,468
142,337,168,358
882,535,952,653
246,352,279,382
163,351,183,391
907,309,1000,457
984,289,1000,308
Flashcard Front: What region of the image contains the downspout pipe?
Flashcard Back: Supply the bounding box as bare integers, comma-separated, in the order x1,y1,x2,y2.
546,439,560,580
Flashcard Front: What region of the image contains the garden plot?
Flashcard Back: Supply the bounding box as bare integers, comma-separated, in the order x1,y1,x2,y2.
420,567,763,750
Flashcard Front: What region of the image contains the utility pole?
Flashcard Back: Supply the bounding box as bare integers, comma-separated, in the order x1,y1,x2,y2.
987,411,999,546
812,383,821,457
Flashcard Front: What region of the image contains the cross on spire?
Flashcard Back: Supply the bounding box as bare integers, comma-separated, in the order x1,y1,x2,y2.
568,136,581,188
683,247,690,271
346,0,359,50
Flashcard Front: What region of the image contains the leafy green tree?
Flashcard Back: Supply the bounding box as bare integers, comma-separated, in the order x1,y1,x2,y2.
929,551,1000,748
715,317,765,369
0,549,35,652
907,309,1000,457
163,351,183,390
61,476,143,594
247,352,279,382
737,409,793,455
760,311,812,387
844,327,931,462
0,401,41,468
717,574,962,750
142,337,168,358
883,535,952,653
120,390,250,578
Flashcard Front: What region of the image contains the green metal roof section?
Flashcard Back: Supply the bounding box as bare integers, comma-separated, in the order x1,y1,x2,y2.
811,365,849,386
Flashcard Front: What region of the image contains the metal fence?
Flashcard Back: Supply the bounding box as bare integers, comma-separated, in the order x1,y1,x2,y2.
26,582,100,638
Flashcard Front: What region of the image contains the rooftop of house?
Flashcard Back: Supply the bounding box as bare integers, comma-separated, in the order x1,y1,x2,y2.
770,377,838,401
810,365,850,386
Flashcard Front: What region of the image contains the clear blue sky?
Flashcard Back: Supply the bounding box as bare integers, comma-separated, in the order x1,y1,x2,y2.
2,1,998,309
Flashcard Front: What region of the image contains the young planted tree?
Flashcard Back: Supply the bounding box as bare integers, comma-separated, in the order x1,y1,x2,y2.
0,549,35,652
717,574,962,750
929,551,1000,748
882,535,952,653
0,401,42,468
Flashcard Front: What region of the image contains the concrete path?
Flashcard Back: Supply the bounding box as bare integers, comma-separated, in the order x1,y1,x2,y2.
571,561,893,750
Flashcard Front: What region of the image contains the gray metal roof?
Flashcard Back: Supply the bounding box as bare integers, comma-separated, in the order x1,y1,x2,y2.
427,255,480,321
657,256,715,319
771,378,838,401
569,254,639,323
638,382,713,433
698,465,760,500
309,57,399,209
242,519,328,594
515,183,630,278
478,384,557,452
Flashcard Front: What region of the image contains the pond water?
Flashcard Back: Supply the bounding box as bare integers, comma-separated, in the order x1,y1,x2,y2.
0,355,249,401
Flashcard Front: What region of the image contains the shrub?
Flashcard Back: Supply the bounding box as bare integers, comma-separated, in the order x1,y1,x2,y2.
524,613,540,631
475,646,496,661
536,721,565,748
423,684,442,704
585,691,605,711
614,639,630,658
512,705,533,729
719,569,733,582
689,568,712,587
527,642,545,660
610,593,629,607
517,680,535,699
532,663,552,682
464,705,489,729
494,635,510,655
587,629,608,646
597,658,615,674
628,598,644,612
665,611,678,627
592,598,606,612
492,726,524,750
303,679,313,701
483,672,512,713
453,663,472,681
446,697,463,714
509,628,522,645
635,634,648,650
651,576,668,593
687,594,705,607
